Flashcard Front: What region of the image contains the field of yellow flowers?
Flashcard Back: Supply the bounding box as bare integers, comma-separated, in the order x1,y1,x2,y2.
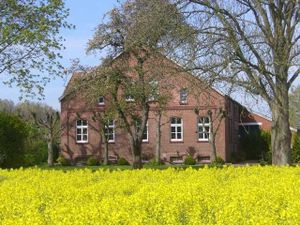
0,166,300,225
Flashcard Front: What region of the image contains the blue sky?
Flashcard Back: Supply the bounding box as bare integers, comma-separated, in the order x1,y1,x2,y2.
0,1,298,113
0,0,118,110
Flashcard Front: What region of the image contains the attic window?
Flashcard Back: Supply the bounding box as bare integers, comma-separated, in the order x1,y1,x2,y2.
180,89,188,104
98,96,105,105
125,95,135,102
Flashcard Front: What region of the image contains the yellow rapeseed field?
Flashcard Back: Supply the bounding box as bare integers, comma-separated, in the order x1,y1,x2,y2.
0,166,300,225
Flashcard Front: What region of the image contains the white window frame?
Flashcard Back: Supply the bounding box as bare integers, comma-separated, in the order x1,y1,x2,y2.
142,122,148,142
125,95,135,102
180,89,188,104
105,120,115,143
98,96,105,105
198,117,210,141
76,120,88,143
170,117,183,142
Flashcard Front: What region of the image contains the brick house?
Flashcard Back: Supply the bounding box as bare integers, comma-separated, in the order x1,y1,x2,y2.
60,52,272,164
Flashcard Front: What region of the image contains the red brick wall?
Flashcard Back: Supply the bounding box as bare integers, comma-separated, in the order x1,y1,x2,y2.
60,53,230,163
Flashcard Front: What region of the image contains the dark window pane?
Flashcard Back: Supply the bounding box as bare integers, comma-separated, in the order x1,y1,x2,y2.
177,133,182,139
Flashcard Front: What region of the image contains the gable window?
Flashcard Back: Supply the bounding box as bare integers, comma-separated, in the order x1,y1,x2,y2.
76,120,88,143
198,117,210,141
180,89,188,104
105,120,115,143
125,95,135,102
98,96,105,105
148,80,159,102
170,117,183,141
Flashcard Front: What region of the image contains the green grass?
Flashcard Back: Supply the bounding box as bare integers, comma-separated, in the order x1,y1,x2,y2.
35,163,206,171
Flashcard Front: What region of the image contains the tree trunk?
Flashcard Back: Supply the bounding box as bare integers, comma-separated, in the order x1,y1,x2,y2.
101,132,109,165
47,139,54,167
271,103,291,165
132,141,142,169
155,112,162,163
208,111,217,162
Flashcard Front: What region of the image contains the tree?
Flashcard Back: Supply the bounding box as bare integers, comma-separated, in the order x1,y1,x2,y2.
178,0,300,165
290,85,300,129
73,0,193,169
32,109,60,166
0,0,73,97
0,112,28,168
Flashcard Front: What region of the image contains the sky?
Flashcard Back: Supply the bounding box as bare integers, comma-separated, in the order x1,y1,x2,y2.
0,1,299,113
0,0,118,110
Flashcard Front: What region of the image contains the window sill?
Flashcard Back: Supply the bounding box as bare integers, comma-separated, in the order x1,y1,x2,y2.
197,140,209,143
76,141,89,144
170,140,184,143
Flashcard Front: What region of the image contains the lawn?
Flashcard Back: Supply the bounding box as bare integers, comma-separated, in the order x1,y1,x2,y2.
0,166,300,224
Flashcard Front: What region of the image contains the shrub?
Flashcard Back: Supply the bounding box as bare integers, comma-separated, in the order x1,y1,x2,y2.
24,154,36,167
231,151,246,163
146,159,165,166
0,112,28,168
292,135,300,163
184,155,196,165
118,157,130,166
211,156,225,167
86,156,98,166
57,156,70,166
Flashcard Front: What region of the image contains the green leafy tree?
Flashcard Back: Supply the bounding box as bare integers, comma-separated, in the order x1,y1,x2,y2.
71,0,193,169
0,0,73,97
292,134,300,163
0,112,28,168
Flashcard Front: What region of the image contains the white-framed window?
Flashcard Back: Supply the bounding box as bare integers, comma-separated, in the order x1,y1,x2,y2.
170,117,183,141
105,120,115,143
148,80,159,102
180,89,188,104
98,96,105,105
125,95,135,102
142,122,148,142
198,117,210,141
76,120,88,143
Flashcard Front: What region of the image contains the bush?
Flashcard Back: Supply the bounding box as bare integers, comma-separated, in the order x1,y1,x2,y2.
146,159,165,166
86,156,98,166
292,135,300,163
231,151,246,163
211,156,225,167
184,155,196,165
118,157,130,166
0,112,28,168
24,154,36,167
57,156,70,166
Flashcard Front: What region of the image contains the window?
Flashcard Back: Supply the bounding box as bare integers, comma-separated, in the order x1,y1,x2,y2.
142,122,148,142
125,95,135,102
148,80,159,101
198,117,210,141
98,96,105,105
76,120,88,143
180,89,188,104
105,120,115,143
170,117,183,141
136,120,149,142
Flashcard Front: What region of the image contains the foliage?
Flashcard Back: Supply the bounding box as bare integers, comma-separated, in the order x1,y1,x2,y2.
211,157,225,166
0,112,28,168
292,135,300,163
239,130,271,161
184,155,196,165
230,151,246,163
118,157,130,166
86,156,99,166
2,167,300,224
146,159,165,166
57,156,70,166
0,0,73,97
